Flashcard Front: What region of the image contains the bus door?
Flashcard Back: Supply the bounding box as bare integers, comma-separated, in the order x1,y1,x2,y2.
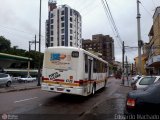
88,57,93,93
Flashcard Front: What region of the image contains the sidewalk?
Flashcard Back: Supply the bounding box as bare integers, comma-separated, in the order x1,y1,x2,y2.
78,78,132,120
0,82,40,93
121,76,132,87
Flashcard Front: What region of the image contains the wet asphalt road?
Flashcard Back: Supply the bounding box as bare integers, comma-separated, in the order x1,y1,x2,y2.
0,78,131,120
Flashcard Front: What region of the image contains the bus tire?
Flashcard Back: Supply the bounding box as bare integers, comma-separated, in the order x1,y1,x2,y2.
103,79,107,88
6,81,11,87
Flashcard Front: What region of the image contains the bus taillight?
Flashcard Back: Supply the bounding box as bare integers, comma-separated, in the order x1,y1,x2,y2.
42,76,44,82
79,80,84,86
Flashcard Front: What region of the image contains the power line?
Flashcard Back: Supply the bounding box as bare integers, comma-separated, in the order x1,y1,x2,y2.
0,25,35,36
104,0,123,44
101,0,122,48
101,0,123,48
0,27,31,41
81,2,98,17
0,24,45,38
79,0,97,17
140,1,152,17
77,0,94,13
152,0,156,8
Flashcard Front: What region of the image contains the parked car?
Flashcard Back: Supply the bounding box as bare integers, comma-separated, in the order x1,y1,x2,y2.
125,82,160,114
18,75,37,83
131,76,143,90
115,72,122,79
0,73,12,87
132,75,141,80
115,74,121,79
134,76,160,90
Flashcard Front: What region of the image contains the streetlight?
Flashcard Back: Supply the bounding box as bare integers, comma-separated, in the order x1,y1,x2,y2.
37,0,42,86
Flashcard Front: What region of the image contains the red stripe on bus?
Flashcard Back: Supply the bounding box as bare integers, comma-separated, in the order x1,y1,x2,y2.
42,78,64,82
53,79,64,82
74,80,94,83
42,77,49,80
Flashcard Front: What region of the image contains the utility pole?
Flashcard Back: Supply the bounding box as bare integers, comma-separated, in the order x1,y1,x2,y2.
126,56,128,83
35,35,36,51
131,63,134,75
29,41,31,52
29,40,39,52
28,41,31,77
126,56,130,86
37,0,42,86
137,0,142,75
122,41,125,85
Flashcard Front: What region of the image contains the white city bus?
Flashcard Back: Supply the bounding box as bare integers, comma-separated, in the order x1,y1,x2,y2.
41,46,109,96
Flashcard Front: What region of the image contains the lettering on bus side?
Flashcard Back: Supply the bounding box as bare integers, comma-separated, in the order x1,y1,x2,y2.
49,72,61,80
66,79,73,83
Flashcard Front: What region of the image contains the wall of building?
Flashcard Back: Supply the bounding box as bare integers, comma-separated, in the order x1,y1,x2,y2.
134,55,147,75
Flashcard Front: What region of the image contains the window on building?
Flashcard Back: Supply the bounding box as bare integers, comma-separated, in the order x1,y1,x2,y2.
61,17,64,21
62,41,64,46
70,17,72,22
61,35,64,40
70,42,72,46
93,37,96,40
51,25,53,29
51,19,53,24
51,43,53,46
61,22,64,27
70,9,72,16
110,43,112,48
51,31,53,35
61,10,64,15
70,36,73,40
51,37,53,41
70,29,73,34
61,29,64,34
70,23,72,28
51,13,53,18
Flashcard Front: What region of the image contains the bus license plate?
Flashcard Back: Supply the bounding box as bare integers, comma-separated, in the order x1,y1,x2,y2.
57,88,64,91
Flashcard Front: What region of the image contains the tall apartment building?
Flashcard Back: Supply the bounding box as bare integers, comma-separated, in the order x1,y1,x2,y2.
45,0,82,47
82,34,115,63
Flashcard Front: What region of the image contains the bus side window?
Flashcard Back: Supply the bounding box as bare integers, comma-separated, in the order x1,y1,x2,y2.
104,64,107,72
97,61,100,73
85,54,88,73
93,59,97,73
102,63,104,72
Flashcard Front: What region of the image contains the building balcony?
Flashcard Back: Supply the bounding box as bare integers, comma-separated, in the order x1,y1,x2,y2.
146,55,160,67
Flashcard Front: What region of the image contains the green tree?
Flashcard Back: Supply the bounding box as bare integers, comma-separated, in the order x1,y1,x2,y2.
0,36,11,51
25,50,44,69
0,35,44,69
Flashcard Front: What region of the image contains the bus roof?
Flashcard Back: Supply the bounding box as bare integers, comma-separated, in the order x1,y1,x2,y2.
46,46,108,64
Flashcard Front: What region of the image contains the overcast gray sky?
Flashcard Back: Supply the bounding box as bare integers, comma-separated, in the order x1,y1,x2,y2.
0,0,159,63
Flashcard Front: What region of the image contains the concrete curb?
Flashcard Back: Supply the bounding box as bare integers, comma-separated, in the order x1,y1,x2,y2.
0,86,40,93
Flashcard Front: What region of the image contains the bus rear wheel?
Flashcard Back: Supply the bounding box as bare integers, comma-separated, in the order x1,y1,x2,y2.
103,79,107,88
